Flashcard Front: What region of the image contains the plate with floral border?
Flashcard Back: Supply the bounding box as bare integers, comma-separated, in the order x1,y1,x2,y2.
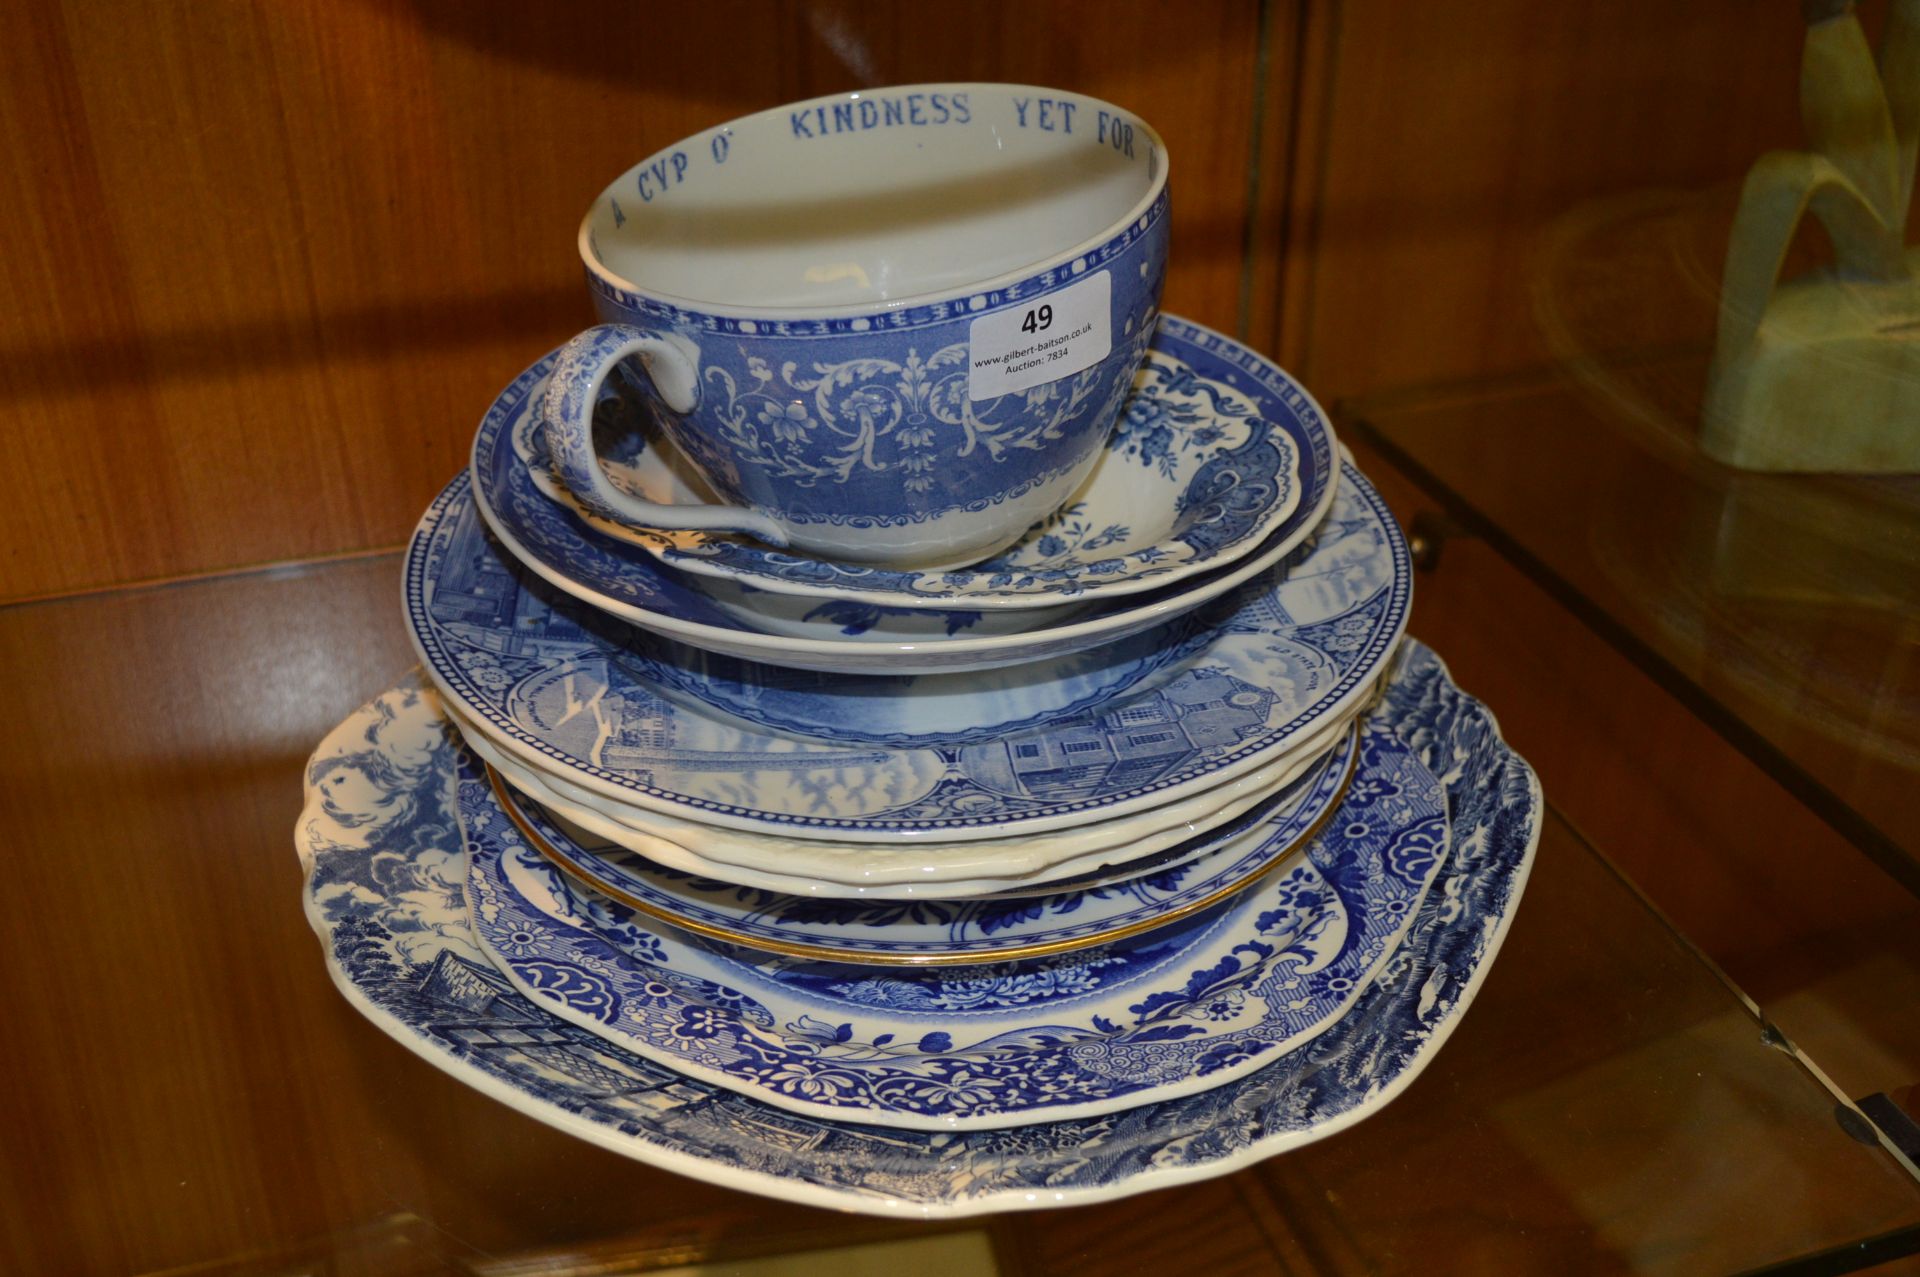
409,458,1408,843
465,714,1444,1130
491,722,1356,966
297,640,1538,1214
467,321,1340,675
530,314,1309,608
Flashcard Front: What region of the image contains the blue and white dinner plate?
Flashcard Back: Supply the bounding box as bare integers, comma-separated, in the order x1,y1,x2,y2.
469,318,1341,675
464,712,1444,1131
453,697,1360,898
297,641,1539,1212
592,619,1216,749
536,316,1309,608
489,723,1357,966
408,464,1409,844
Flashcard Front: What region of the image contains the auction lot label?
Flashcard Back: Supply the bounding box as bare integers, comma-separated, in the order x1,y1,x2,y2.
968,270,1112,400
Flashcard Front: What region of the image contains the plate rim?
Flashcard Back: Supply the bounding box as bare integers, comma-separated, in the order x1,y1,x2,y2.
296,643,1542,1218
411,470,1406,842
492,725,1357,967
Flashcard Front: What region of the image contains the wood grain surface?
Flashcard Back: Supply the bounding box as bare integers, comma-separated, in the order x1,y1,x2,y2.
1281,1,1809,402
0,1,1836,602
0,0,1275,602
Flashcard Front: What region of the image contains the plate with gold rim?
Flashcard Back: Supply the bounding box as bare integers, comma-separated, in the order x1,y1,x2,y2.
297,639,1539,1213
490,722,1356,967
462,716,1449,1130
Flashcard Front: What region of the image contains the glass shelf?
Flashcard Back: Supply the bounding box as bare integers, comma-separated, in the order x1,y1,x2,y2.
1348,357,1920,898
0,553,1913,1273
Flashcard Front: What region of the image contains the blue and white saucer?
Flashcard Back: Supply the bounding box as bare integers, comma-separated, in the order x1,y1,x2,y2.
297,642,1538,1211
468,322,1340,675
464,717,1445,1130
538,316,1311,608
489,724,1356,966
409,463,1409,843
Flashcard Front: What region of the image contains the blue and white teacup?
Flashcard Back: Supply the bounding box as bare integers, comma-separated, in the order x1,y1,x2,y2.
545,83,1169,571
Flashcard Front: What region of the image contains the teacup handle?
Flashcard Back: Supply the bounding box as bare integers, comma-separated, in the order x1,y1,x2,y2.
542,324,790,546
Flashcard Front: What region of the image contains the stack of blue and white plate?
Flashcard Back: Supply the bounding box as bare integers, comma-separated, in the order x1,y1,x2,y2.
297,315,1543,1217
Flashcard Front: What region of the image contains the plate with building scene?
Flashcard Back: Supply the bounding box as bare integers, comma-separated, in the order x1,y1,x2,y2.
449,694,1360,898
409,460,1409,843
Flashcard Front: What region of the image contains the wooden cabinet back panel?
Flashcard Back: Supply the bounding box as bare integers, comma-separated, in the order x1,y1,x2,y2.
0,0,1268,601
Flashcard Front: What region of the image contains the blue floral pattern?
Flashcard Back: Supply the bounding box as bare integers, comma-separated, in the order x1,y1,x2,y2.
550,198,1168,550
575,318,1312,605
296,639,1540,1215
463,716,1446,1129
470,317,1340,674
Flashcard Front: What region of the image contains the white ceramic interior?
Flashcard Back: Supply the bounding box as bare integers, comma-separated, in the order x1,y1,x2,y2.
581,84,1165,313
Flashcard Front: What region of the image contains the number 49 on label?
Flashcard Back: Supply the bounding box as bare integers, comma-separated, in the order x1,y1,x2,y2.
966,269,1112,400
